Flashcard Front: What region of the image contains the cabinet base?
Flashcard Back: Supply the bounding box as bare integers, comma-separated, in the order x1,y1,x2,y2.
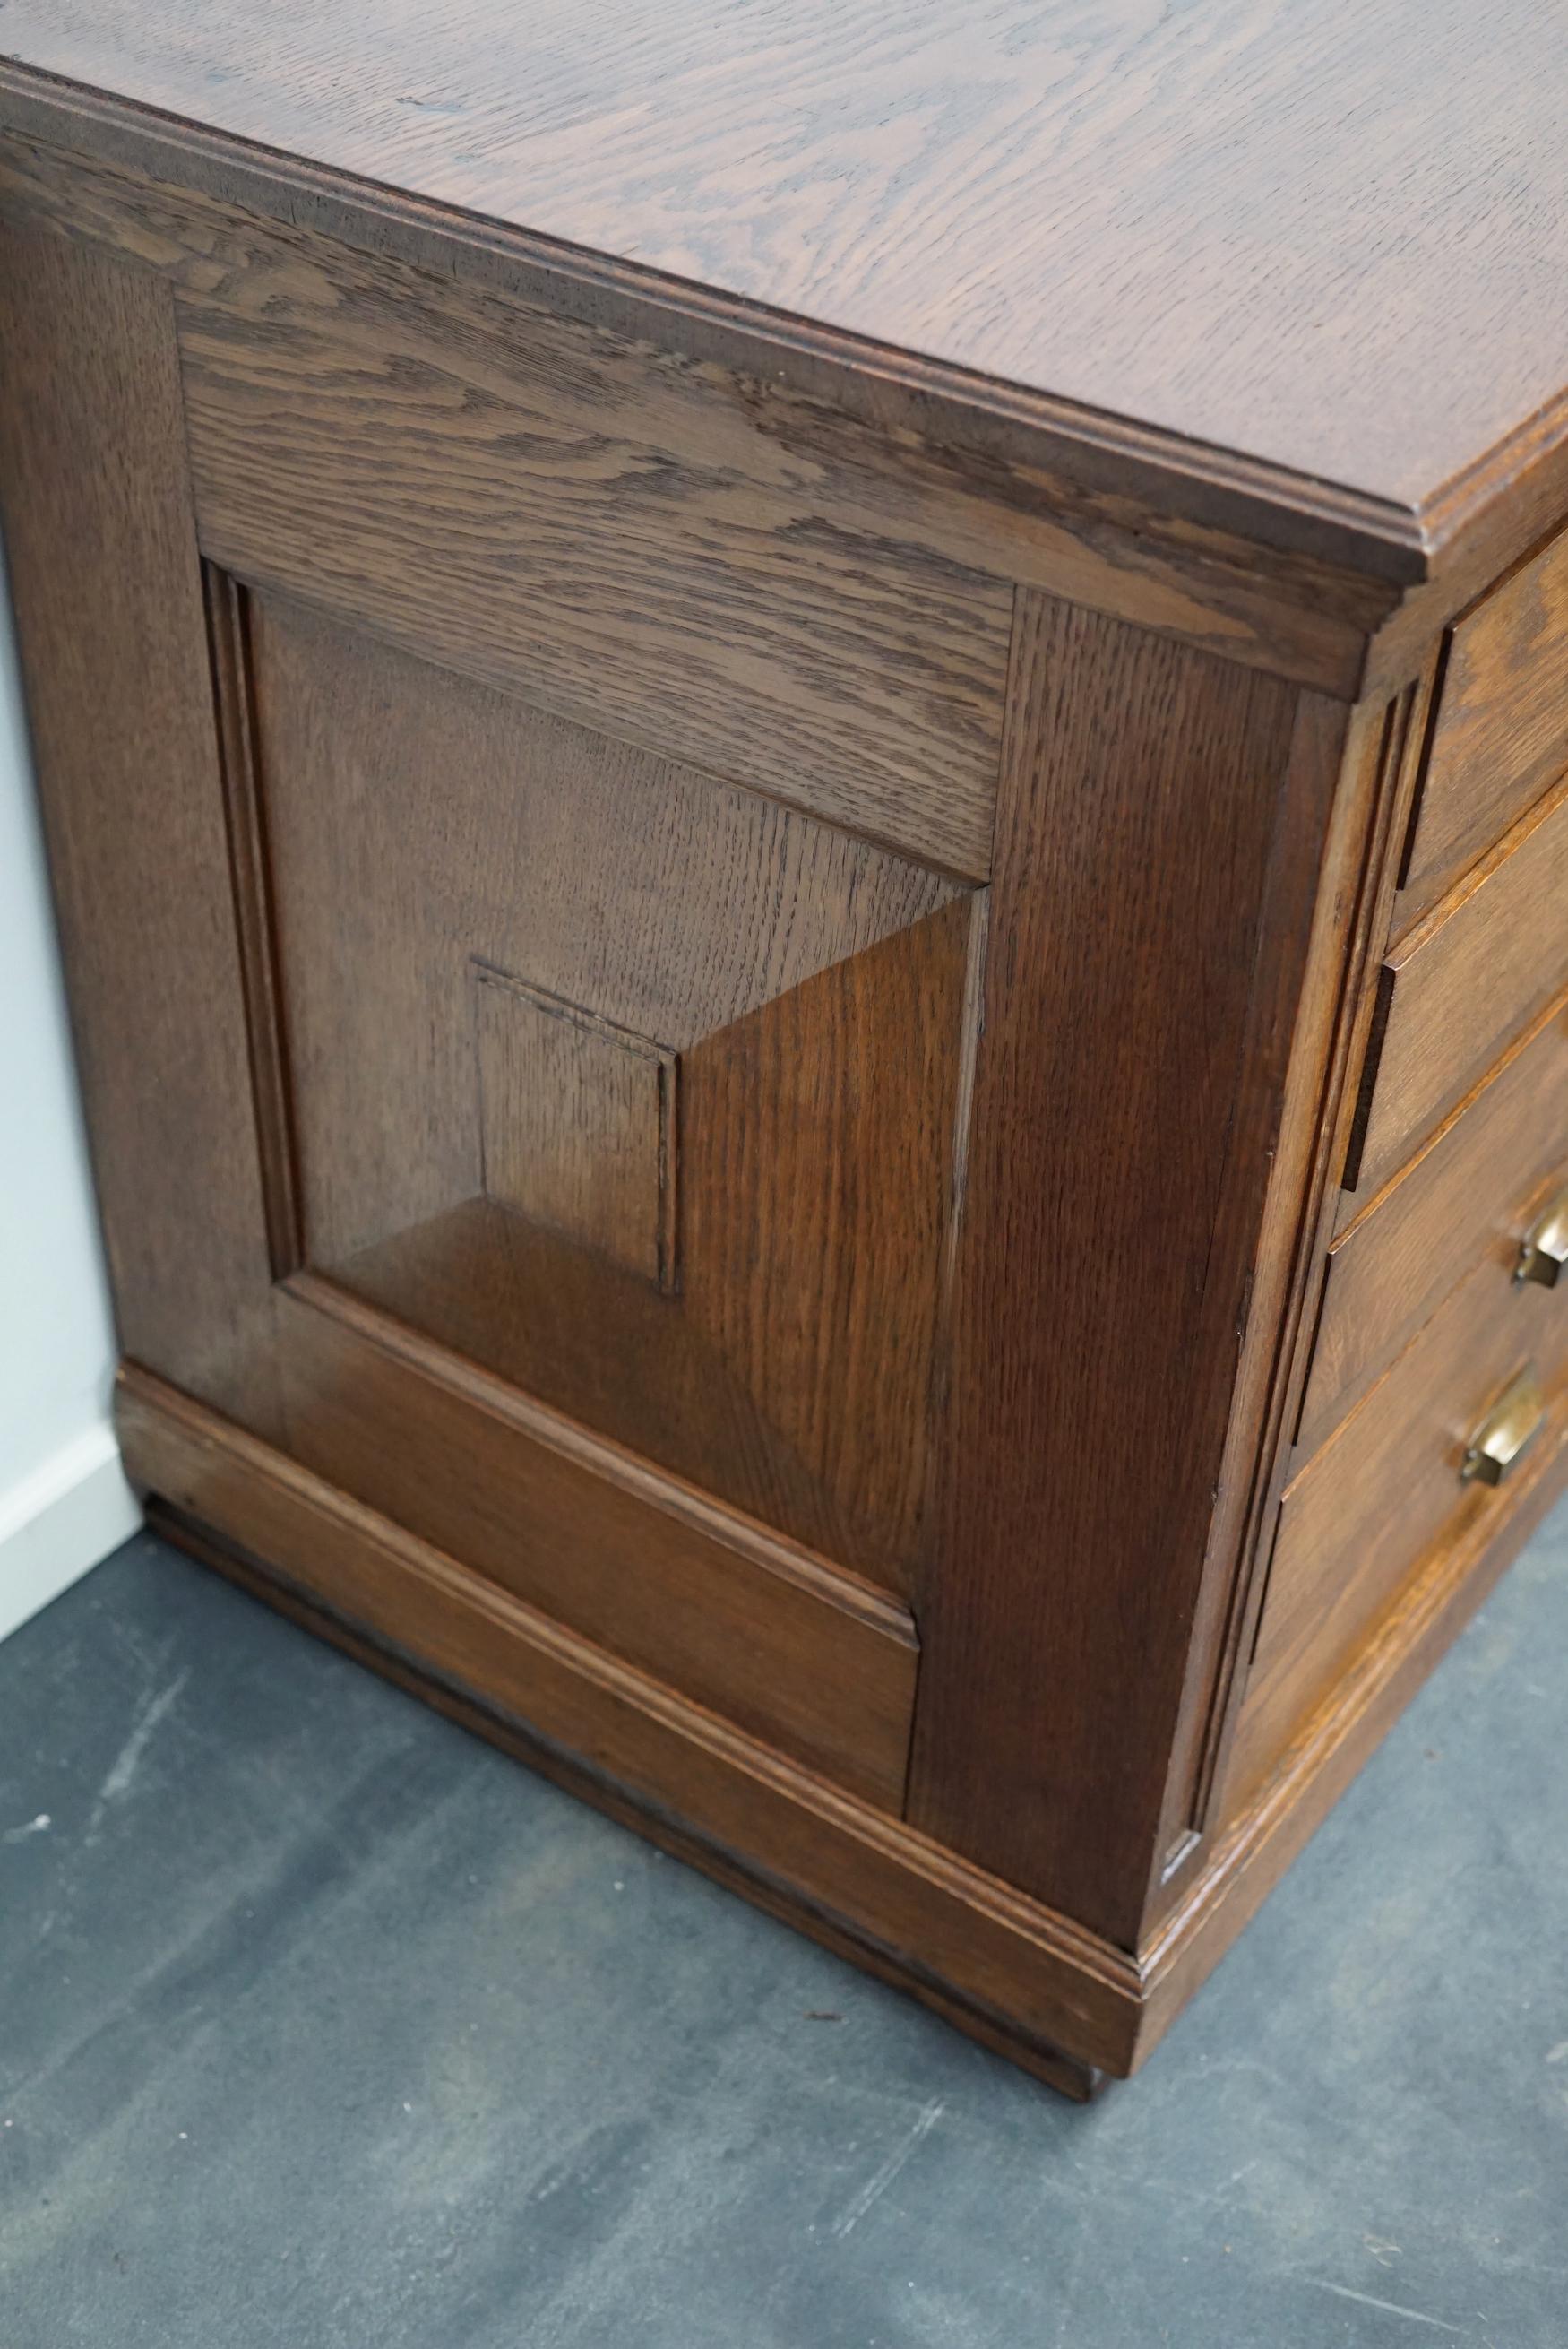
149,1495,1107,2103
118,1363,1568,2094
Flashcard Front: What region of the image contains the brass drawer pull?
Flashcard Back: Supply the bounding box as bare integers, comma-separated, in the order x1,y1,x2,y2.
1515,1183,1568,1289
1460,1365,1545,1486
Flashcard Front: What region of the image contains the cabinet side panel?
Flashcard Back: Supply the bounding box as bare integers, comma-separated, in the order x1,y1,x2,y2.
0,221,278,1427
909,592,1316,1946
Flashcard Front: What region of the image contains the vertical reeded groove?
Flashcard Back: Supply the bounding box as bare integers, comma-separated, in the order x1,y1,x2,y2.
202,563,303,1281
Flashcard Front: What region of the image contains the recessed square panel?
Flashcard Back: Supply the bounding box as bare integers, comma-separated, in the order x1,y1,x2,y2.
473,964,676,1291
246,591,976,1588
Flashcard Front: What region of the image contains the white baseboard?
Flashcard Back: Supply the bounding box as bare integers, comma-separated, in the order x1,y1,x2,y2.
0,1421,141,1644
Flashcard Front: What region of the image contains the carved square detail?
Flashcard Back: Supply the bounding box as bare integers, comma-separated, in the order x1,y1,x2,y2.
473,963,677,1291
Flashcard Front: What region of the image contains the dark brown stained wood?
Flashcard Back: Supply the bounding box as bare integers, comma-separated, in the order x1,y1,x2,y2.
5,0,1568,550
1142,687,1365,1896
909,592,1303,1947
473,971,677,1294
246,593,972,1586
0,128,1393,699
302,912,975,1587
116,1364,1146,2078
1236,1246,1568,1808
0,222,280,1429
175,301,1009,879
1348,774,1568,1202
271,1282,917,1809
1300,995,1568,1457
247,591,961,1248
0,188,1013,876
1151,674,1442,1916
1397,522,1568,922
1316,672,1445,1265
13,21,1568,2094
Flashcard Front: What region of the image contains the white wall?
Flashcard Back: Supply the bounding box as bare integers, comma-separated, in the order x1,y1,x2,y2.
0,550,139,1637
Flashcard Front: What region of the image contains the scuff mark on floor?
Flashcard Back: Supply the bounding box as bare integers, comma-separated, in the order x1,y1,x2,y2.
86,1671,190,1840
832,2096,945,2237
1308,2278,1463,2333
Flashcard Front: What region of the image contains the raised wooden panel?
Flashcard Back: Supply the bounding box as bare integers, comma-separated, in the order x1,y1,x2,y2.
232,587,975,1593
1400,522,1568,920
84,202,1019,877
473,968,677,1292
1348,774,1568,1200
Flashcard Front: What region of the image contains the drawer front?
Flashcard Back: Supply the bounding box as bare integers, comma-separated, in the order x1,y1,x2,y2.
1348,774,1568,1200
1303,996,1568,1455
1236,1240,1568,1800
1401,524,1568,920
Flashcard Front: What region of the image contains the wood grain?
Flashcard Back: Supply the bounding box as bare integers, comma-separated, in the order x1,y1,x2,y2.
0,125,1394,696
249,594,961,1260
271,1282,917,1809
1349,774,1568,1200
13,27,1568,2091
1398,521,1568,921
246,594,972,1585
473,970,676,1293
116,1362,1147,2078
174,272,1010,875
4,0,1568,532
1142,686,1363,1896
1300,995,1568,1456
909,592,1305,1945
1154,672,1440,1909
0,222,280,1429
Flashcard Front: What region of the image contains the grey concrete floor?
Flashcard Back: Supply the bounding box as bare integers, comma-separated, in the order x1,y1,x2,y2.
1,1515,1565,2349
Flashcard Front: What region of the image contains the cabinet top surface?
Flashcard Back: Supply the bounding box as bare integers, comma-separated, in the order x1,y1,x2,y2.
4,0,1566,536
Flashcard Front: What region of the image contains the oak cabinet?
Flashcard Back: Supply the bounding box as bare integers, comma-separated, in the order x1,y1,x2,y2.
3,7,1566,2095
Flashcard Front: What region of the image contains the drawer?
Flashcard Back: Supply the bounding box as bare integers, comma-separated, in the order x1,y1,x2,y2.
1302,996,1568,1455
1234,1236,1568,1802
1400,523,1568,920
1347,773,1568,1201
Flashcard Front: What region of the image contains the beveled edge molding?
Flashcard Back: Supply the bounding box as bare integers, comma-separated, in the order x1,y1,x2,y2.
284,1270,915,1649
112,1356,1568,2085
116,1360,1139,2082
153,1488,1112,2104
0,61,1423,585
0,115,1375,708
11,69,1568,708
14,56,1568,615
